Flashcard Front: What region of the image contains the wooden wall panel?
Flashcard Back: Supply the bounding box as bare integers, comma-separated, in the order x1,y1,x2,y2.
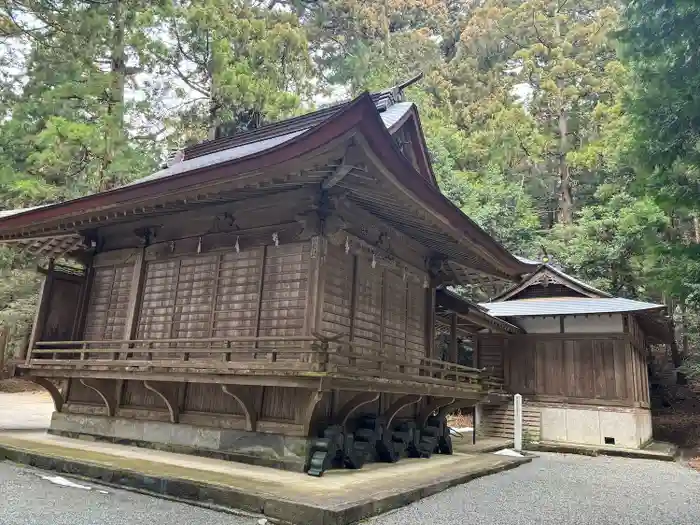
480,402,541,440
260,386,303,420
258,243,310,348
171,255,218,340
42,275,83,342
574,339,594,398
478,336,505,378
122,380,166,408
613,343,628,399
383,270,407,361
505,336,634,403
137,255,218,345
352,258,383,362
67,379,105,405
320,244,353,338
136,259,178,341
405,280,425,364
212,247,264,341
83,264,134,341
184,383,242,414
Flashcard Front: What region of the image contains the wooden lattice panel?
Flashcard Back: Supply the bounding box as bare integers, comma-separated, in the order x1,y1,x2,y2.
212,247,264,342
405,279,426,364
137,259,179,343
321,244,353,338
83,264,134,342
260,386,303,421
171,254,218,341
353,258,383,363
258,242,310,351
184,383,243,415
382,270,407,362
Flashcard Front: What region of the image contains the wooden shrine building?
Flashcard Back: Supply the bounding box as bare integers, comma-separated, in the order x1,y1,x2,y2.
1,77,538,475
475,261,673,449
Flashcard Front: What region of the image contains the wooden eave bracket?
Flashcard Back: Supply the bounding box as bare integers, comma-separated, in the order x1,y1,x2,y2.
79,379,116,417
144,381,179,424
418,397,455,427
221,385,257,431
31,377,64,413
383,395,423,428
335,392,380,429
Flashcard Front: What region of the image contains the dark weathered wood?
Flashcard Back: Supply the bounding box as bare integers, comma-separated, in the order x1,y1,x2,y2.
28,260,55,359
501,334,638,403
425,286,436,359
79,379,116,416
221,385,257,431
448,313,458,363
122,247,146,342
143,381,179,423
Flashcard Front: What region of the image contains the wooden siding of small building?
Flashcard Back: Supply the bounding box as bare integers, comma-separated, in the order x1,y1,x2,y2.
479,401,541,441
487,333,649,408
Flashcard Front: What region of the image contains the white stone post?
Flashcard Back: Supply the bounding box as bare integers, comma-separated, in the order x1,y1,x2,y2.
514,393,523,453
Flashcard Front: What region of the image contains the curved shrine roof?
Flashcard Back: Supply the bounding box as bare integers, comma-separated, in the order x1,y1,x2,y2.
0,82,538,282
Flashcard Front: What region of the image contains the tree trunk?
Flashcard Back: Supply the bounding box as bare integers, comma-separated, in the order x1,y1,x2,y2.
99,0,127,191
672,312,688,385
0,326,7,377
554,17,573,225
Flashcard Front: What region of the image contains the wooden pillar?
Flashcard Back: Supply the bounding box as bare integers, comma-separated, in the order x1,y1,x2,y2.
448,312,458,363
122,247,146,341
72,255,95,340
424,285,436,359
27,259,55,361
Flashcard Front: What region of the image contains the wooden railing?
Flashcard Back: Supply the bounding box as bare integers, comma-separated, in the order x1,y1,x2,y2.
27,335,503,392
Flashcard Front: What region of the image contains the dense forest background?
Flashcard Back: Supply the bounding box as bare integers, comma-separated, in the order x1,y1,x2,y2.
0,0,699,374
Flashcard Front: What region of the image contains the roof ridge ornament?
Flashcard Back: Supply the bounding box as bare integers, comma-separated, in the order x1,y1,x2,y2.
164,149,185,168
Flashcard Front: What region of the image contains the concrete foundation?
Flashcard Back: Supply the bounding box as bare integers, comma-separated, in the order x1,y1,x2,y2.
49,412,310,471
537,403,652,449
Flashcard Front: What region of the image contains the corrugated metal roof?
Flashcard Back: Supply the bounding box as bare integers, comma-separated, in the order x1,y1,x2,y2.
479,297,666,317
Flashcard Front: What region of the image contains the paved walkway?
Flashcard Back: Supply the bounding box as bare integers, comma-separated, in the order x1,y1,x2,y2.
0,391,54,431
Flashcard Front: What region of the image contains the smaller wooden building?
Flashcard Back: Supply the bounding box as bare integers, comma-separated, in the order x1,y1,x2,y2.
473,262,672,449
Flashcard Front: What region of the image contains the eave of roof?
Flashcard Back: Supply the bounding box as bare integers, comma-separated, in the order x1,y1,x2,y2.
436,288,523,335
479,297,666,317
492,258,612,301
0,91,536,279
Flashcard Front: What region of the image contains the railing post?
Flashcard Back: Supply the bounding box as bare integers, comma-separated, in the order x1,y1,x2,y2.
320,340,329,372
224,340,231,362
514,393,523,453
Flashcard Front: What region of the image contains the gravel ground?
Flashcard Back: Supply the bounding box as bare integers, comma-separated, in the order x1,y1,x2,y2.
0,462,257,525
367,453,700,525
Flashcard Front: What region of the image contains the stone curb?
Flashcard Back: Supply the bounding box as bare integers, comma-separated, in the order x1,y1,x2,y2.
524,442,677,462
0,442,532,525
